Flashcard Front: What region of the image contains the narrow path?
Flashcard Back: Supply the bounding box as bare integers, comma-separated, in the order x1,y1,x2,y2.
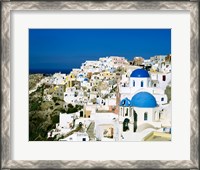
58,125,82,140
87,121,95,141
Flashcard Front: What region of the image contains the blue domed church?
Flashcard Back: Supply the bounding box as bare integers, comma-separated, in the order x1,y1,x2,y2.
129,69,151,88
118,68,168,135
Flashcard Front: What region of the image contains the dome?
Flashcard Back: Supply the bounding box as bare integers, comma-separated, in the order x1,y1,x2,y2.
130,92,157,108
120,98,131,107
83,78,88,81
130,69,150,78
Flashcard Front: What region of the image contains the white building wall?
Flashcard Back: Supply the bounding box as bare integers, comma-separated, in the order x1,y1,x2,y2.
106,98,116,106
59,113,74,128
94,113,118,125
150,72,171,90
129,77,151,88
133,107,154,123
157,73,171,89
154,94,168,105
151,74,158,80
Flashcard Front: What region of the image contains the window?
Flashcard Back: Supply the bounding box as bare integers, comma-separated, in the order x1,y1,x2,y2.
133,80,135,87
141,81,144,87
144,112,148,121
125,108,128,116
161,97,164,101
82,138,86,141
162,75,166,81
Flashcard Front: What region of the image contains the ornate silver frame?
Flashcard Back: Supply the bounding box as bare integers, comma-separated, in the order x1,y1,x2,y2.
1,1,199,169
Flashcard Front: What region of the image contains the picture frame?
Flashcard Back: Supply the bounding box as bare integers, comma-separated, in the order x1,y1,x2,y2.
1,0,199,169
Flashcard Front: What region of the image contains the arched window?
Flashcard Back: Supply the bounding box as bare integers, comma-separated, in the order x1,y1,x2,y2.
141,81,144,87
133,80,135,87
144,112,148,121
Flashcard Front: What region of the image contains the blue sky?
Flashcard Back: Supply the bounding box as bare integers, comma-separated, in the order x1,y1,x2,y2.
29,29,171,72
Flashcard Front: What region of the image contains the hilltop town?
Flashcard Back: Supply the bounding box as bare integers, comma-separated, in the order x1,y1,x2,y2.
29,55,171,141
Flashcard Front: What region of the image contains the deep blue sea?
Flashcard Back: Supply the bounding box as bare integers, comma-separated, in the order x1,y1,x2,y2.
29,68,72,75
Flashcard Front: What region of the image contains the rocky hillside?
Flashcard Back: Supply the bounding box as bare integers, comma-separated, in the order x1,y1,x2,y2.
29,74,83,141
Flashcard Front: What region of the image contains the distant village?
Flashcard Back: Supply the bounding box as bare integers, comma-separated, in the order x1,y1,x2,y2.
29,55,172,141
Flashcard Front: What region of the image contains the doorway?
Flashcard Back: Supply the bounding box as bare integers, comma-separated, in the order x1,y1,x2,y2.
123,118,130,132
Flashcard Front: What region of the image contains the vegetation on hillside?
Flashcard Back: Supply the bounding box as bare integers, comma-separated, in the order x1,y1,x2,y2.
29,74,43,90
29,75,83,141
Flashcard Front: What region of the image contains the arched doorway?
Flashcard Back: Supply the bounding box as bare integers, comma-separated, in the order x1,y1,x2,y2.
133,110,138,132
123,118,130,132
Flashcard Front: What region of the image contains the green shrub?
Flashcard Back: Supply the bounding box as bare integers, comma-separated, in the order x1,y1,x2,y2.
52,115,59,124
68,103,74,108
67,107,78,113
52,97,58,102
30,101,41,111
